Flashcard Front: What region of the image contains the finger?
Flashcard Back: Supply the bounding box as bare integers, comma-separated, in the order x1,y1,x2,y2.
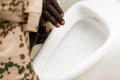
38,18,48,34
38,25,46,34
42,9,60,27
51,0,64,17
43,0,51,6
46,4,65,25
39,16,47,27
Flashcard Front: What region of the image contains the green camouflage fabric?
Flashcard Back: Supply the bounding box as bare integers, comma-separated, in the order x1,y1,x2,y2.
0,0,39,80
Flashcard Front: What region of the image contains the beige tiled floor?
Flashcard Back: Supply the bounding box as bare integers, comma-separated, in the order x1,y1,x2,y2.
30,44,42,60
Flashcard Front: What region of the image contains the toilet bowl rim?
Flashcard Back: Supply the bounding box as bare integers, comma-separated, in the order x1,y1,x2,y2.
33,0,119,79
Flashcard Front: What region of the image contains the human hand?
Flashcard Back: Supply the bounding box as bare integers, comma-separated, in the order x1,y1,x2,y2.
40,0,65,28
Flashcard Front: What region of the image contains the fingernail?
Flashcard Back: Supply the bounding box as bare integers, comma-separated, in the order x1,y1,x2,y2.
61,13,64,17
42,23,47,27
55,23,60,27
43,23,47,27
61,20,65,25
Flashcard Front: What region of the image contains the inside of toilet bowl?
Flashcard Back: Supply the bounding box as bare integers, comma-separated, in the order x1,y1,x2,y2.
41,17,109,78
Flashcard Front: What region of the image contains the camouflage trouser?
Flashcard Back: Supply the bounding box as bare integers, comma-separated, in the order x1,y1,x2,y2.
0,0,39,80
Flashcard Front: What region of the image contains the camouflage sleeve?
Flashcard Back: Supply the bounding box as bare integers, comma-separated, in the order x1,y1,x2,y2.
25,0,43,32
0,0,40,79
0,19,39,80
0,0,29,23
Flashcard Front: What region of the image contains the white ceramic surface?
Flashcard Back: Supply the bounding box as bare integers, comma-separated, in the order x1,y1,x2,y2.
33,0,120,80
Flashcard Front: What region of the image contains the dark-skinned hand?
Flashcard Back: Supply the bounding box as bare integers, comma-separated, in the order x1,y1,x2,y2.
39,0,65,28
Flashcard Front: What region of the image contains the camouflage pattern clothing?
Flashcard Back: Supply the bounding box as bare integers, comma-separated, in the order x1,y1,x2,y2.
0,0,42,80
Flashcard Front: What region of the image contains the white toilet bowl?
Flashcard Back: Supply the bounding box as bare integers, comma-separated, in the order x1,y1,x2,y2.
33,0,120,80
